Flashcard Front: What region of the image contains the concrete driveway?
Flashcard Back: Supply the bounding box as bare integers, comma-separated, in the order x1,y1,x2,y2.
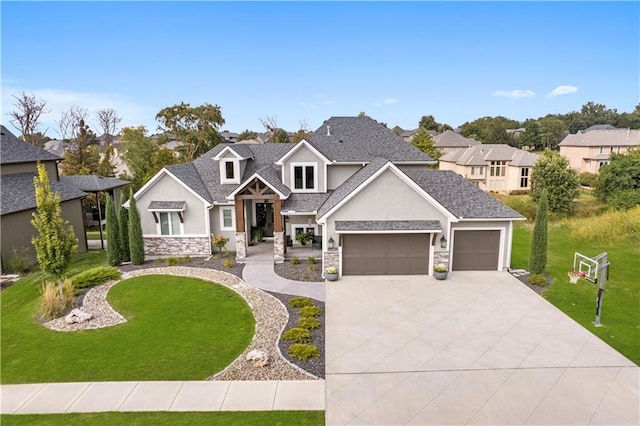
326,272,638,425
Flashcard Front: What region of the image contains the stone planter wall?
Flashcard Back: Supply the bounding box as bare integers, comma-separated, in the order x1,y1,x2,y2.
144,237,210,256
323,249,340,276
235,232,247,260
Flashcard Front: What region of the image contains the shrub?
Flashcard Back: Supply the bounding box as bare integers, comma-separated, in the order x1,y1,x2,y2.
281,327,312,343
529,189,548,274
224,258,234,269
528,273,547,287
40,279,75,320
325,266,337,274
72,266,122,289
287,343,320,362
166,257,181,266
434,263,448,273
211,235,229,255
289,296,314,308
291,257,300,265
128,189,145,265
306,257,316,265
579,172,598,187
298,316,321,330
106,195,122,266
569,206,640,245
5,247,32,274
298,305,322,317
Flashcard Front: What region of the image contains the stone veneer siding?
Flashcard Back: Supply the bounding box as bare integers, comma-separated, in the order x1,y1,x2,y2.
235,232,247,259
323,248,340,277
273,231,284,263
144,237,210,256
434,251,450,271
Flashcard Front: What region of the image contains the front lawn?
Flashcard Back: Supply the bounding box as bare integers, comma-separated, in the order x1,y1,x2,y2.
1,267,255,383
0,411,325,426
511,220,640,365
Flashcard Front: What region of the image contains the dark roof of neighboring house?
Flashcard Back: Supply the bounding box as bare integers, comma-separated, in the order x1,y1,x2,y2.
440,144,538,167
400,168,523,219
434,130,480,148
1,125,61,164
582,124,618,132
307,117,434,163
59,175,128,192
335,220,442,231
44,139,66,157
0,172,86,215
283,192,332,213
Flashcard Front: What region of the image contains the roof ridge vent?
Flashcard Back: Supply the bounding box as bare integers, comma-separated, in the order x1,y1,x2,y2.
327,125,331,136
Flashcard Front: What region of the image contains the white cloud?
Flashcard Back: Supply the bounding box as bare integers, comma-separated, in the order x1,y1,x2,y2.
492,89,535,99
1,86,156,137
321,99,334,105
384,97,397,104
547,85,579,97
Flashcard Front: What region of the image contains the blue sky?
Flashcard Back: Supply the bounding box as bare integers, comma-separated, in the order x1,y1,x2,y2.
1,1,638,137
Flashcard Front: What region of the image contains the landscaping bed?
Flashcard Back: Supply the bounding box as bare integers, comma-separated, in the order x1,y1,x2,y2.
119,255,244,278
274,260,323,282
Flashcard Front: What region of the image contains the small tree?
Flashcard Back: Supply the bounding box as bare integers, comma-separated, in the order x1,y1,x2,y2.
105,195,122,266
118,200,130,262
529,189,548,274
411,127,441,167
530,149,580,214
31,163,78,279
128,189,145,265
211,235,229,256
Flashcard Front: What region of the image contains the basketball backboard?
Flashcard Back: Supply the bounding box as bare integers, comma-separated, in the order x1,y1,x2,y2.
573,252,599,283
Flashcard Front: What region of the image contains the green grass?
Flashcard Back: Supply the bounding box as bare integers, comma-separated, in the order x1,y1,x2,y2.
86,231,105,240
0,411,325,426
1,263,255,383
511,221,640,364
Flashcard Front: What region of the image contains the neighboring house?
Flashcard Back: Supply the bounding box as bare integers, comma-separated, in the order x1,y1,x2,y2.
129,116,524,276
506,128,526,138
0,126,88,267
434,130,480,155
391,126,421,143
220,131,240,143
558,127,640,174
439,144,538,194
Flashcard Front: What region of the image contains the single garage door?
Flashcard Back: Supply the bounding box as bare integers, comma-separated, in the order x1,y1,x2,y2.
342,234,429,275
452,230,500,270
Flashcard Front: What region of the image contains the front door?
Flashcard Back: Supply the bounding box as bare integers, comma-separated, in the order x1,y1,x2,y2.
256,203,274,237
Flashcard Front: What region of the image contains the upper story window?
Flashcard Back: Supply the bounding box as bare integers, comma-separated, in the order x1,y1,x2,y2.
520,168,530,188
220,159,240,184
490,161,506,177
291,163,316,192
471,166,484,176
225,161,234,179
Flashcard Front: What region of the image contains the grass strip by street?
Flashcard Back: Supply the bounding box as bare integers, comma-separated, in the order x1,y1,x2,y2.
0,411,325,426
1,255,255,383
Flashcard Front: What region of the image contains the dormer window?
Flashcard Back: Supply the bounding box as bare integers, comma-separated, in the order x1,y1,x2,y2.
225,161,235,179
291,163,316,192
220,158,240,184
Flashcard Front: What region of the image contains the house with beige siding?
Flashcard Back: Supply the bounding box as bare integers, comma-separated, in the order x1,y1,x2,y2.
558,126,640,174
433,130,480,155
438,144,538,194
130,117,524,277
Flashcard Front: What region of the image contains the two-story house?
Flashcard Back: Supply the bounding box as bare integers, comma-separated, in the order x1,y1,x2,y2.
433,130,480,155
130,117,523,276
0,126,88,266
438,144,538,194
558,126,640,174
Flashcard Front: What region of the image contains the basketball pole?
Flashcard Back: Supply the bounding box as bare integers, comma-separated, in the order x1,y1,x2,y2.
594,252,610,327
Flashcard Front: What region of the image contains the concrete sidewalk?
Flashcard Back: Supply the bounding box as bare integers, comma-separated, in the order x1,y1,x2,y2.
1,380,325,414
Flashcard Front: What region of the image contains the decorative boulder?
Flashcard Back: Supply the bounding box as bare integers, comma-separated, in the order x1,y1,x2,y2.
246,349,270,367
64,309,93,324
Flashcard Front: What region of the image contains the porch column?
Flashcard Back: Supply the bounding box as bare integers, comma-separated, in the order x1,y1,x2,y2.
273,197,284,263
234,199,246,259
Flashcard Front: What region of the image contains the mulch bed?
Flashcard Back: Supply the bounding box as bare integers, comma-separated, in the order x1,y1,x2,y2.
266,291,325,379
274,260,323,282
118,255,244,278
511,271,553,295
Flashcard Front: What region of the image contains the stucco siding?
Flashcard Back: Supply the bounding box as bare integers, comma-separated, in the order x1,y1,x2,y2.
137,173,207,236
283,146,326,192
209,205,237,251
327,165,361,190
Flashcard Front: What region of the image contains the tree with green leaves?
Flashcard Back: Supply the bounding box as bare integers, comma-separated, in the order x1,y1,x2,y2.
418,114,452,133
529,189,548,274
519,119,542,150
105,195,122,266
530,149,580,214
411,128,440,167
97,144,116,177
128,189,145,265
31,163,78,279
118,200,130,262
595,149,640,210
459,116,520,144
272,128,290,143
61,119,100,175
155,102,225,161
237,129,258,141
538,116,566,149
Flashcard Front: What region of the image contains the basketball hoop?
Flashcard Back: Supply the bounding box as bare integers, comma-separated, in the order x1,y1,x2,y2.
568,270,585,284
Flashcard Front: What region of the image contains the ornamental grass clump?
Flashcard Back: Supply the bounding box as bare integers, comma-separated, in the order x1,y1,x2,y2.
72,266,122,289
40,279,75,320
289,296,314,308
287,343,320,362
298,316,321,330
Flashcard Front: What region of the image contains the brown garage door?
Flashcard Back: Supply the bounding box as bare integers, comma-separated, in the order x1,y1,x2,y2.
452,230,500,271
342,234,429,275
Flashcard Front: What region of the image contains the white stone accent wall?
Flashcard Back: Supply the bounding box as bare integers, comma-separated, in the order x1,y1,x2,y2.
235,232,247,259
274,231,284,263
434,251,450,270
323,249,340,276
144,237,210,256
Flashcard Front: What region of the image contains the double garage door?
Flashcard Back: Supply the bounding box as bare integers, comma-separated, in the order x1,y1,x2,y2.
452,230,500,271
342,234,429,275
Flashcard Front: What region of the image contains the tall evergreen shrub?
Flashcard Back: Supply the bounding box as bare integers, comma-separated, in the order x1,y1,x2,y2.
529,189,548,274
105,195,122,266
118,201,130,262
128,189,145,265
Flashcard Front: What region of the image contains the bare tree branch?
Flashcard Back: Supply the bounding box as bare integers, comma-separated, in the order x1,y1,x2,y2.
9,91,50,147
95,108,122,146
57,105,89,140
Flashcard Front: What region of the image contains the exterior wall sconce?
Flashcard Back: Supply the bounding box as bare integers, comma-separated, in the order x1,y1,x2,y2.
328,237,335,250
440,235,447,249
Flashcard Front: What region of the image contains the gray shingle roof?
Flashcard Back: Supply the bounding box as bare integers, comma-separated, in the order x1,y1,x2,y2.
335,220,441,231
147,201,186,210
1,172,86,215
164,163,213,203
227,144,255,159
307,117,434,163
399,168,523,219
558,129,640,147
439,144,538,167
317,157,388,218
254,165,291,197
1,125,61,164
283,192,332,213
583,124,618,132
434,130,480,149
59,175,128,192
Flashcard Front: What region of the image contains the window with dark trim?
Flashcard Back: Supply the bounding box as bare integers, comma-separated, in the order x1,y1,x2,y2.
520,168,529,188
294,165,315,190
225,161,234,180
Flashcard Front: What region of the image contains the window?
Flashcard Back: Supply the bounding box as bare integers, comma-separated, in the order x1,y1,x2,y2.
220,207,235,230
225,161,234,179
490,161,506,177
471,166,484,176
159,212,182,235
292,164,316,191
520,168,529,188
